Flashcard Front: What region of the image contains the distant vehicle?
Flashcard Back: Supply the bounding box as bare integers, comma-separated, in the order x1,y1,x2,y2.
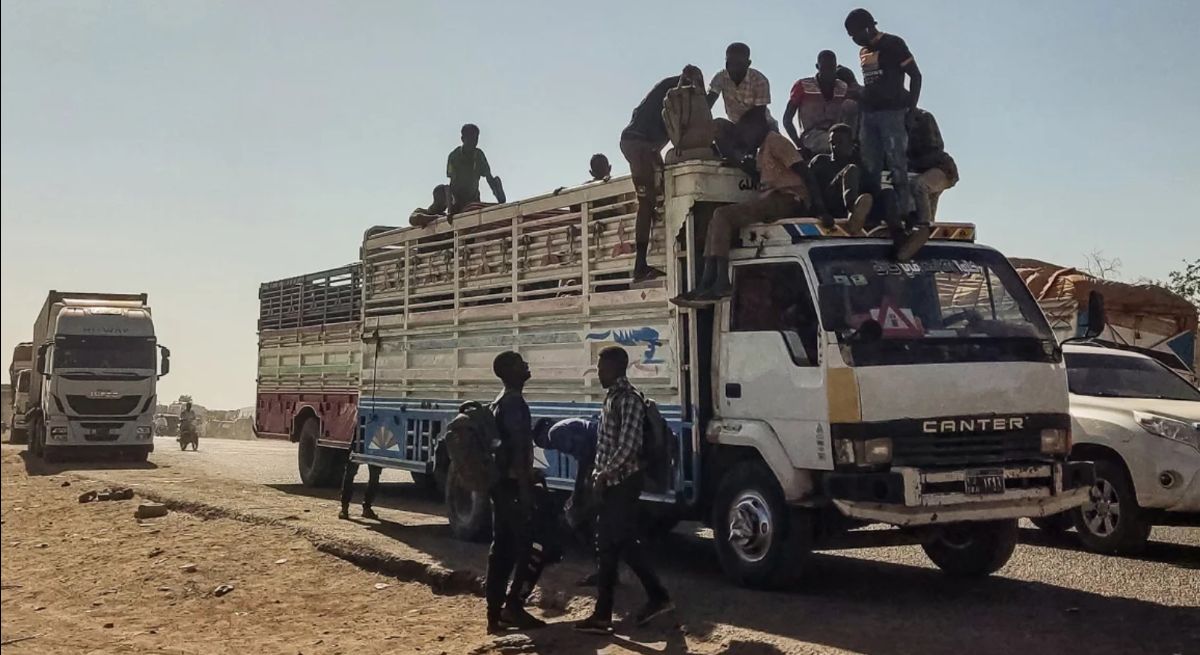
25,291,170,462
9,369,32,443
1033,344,1200,553
9,341,32,389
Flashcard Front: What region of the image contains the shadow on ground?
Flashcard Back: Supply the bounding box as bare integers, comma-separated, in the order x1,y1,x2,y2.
19,449,158,476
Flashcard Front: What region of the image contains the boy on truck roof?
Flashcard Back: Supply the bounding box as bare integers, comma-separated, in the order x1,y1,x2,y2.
447,123,506,218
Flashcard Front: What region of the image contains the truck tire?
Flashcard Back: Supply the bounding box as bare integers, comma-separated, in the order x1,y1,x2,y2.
297,418,344,488
10,427,28,445
923,520,1018,577
410,472,437,493
128,447,151,463
29,419,44,458
712,460,811,589
1031,512,1073,534
1071,458,1151,555
445,461,490,542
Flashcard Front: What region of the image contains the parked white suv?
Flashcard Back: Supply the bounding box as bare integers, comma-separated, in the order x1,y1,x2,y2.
1034,344,1200,553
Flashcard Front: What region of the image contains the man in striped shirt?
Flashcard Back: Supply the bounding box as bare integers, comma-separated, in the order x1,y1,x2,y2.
575,346,673,635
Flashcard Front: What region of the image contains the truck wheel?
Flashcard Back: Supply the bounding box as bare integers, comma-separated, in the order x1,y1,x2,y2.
712,460,811,589
1071,458,1151,555
1031,512,1073,534
445,461,490,542
10,428,28,445
923,520,1018,577
410,472,437,493
297,418,344,488
128,447,151,463
30,420,44,458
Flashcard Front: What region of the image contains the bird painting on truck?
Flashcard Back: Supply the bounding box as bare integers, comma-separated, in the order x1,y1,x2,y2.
585,327,664,365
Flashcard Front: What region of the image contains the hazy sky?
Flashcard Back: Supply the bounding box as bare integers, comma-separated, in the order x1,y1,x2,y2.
3,0,1198,408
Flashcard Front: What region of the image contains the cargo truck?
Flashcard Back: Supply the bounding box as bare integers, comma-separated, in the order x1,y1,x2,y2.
350,162,1095,586
7,342,33,443
26,291,169,462
254,265,361,486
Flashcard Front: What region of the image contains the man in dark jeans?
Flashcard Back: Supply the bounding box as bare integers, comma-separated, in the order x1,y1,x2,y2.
338,431,381,521
620,65,705,283
485,351,545,634
575,347,673,635
845,7,926,259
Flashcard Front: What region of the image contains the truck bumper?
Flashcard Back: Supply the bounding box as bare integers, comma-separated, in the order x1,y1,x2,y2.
46,416,155,450
827,462,1094,527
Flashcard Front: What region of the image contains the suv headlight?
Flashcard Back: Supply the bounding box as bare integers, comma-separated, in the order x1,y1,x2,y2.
1134,412,1200,451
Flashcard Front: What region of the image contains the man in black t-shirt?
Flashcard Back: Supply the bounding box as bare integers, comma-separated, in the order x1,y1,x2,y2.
845,8,927,260
620,65,705,283
809,123,873,233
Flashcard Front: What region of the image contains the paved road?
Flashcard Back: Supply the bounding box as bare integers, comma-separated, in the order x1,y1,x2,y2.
20,436,1200,654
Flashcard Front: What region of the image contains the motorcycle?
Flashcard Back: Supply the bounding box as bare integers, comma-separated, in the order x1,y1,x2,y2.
177,425,199,451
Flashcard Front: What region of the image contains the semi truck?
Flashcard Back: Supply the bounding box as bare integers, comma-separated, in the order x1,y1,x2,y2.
345,162,1095,586
254,265,361,486
7,342,33,443
25,291,169,462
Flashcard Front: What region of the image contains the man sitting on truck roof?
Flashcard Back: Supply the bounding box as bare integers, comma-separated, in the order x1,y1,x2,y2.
784,50,857,159
906,107,958,227
447,123,506,219
409,184,449,228
620,65,706,283
809,123,873,233
671,113,831,307
709,42,773,163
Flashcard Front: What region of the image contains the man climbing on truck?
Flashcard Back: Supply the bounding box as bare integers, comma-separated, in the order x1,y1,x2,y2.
784,50,856,159
671,112,833,307
485,351,545,633
619,65,706,283
907,107,959,226
708,42,773,163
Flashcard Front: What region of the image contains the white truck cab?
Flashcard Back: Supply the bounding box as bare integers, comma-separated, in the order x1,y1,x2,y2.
1034,344,1200,553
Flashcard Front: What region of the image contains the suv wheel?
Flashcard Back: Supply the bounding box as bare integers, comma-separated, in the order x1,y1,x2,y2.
1071,458,1151,554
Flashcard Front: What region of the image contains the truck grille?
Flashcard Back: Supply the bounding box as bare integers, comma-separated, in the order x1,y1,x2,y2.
66,395,142,416
891,433,1044,468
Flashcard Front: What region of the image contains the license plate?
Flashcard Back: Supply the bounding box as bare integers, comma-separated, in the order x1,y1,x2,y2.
965,469,1005,495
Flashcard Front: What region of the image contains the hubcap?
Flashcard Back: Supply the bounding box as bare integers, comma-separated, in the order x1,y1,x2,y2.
727,491,773,563
1081,478,1121,537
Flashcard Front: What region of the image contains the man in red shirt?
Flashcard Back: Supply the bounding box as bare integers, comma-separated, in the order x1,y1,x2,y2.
784,50,858,159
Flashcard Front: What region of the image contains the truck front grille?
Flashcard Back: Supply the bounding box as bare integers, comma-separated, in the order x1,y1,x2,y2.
66,395,142,416
891,433,1044,468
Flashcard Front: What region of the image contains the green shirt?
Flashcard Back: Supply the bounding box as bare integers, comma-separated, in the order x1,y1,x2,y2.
446,146,492,199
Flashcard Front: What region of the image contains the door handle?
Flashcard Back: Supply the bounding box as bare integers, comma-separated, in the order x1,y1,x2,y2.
725,383,742,399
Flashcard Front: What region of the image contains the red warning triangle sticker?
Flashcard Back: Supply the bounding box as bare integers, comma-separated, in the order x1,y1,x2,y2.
872,297,925,337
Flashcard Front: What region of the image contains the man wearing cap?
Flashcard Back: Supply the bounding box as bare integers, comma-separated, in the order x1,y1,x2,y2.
844,8,926,260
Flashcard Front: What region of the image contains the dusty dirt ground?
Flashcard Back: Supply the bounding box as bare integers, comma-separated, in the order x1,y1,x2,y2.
0,454,496,655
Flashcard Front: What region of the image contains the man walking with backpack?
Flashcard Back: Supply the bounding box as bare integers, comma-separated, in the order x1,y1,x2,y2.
575,346,673,635
484,351,546,634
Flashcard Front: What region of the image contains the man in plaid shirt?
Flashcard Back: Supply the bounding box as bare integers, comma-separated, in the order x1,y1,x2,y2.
575,346,673,635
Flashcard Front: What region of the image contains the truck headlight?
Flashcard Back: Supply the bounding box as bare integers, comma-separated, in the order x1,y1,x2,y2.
834,439,857,465
50,426,68,440
1134,412,1200,452
1040,428,1070,455
862,437,893,464
136,426,152,439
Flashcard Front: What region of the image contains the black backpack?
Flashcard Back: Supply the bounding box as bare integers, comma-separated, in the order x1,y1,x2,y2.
444,401,502,493
638,394,674,492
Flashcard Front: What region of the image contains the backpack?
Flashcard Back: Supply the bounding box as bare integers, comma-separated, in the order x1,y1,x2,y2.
639,395,675,493
444,400,502,493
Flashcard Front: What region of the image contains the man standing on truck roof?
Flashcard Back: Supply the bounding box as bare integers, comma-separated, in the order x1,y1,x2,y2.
906,107,958,226
575,347,673,635
338,429,382,521
447,123,506,218
845,7,927,259
620,65,706,283
485,351,546,634
810,123,873,233
670,112,833,308
784,50,857,159
708,42,773,163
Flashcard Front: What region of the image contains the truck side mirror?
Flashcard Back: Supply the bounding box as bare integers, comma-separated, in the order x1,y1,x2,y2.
35,343,49,376
1084,291,1106,339
159,345,171,378
817,284,847,332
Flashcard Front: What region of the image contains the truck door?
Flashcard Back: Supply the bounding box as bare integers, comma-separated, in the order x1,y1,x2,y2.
717,260,832,470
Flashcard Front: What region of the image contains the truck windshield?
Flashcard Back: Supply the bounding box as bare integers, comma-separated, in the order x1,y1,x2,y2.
1066,353,1200,401
810,244,1056,366
54,336,156,370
